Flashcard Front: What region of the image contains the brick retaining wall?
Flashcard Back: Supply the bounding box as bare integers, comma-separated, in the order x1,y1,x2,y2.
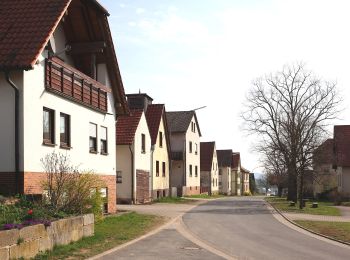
0,214,94,260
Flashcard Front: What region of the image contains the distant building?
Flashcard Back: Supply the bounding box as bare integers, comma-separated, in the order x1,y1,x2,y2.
217,150,232,195
167,111,202,196
200,142,219,195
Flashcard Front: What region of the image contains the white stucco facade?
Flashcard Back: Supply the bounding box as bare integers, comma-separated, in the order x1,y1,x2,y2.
116,112,151,203
219,166,231,195
336,166,350,194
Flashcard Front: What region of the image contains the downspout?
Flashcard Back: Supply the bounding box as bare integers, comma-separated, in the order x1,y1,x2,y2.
128,144,135,204
150,145,155,200
5,72,20,194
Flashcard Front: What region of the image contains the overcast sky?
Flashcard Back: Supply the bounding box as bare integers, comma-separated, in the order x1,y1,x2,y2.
100,0,350,173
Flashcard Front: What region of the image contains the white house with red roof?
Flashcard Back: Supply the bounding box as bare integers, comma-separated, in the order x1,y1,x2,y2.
116,109,151,204
125,93,171,200
0,0,128,213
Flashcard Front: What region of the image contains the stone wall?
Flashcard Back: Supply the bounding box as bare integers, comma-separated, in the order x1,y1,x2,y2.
0,213,94,260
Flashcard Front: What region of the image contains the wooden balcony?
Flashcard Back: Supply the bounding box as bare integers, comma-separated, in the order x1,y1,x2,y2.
45,57,110,113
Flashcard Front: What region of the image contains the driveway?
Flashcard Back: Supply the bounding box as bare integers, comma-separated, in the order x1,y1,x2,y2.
94,197,350,259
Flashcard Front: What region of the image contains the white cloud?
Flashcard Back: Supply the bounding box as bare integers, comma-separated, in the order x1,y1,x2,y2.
136,8,145,14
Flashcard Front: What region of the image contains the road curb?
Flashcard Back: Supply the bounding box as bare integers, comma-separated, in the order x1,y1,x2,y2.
265,200,350,247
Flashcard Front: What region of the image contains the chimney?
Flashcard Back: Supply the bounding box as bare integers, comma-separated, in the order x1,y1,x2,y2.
126,93,153,112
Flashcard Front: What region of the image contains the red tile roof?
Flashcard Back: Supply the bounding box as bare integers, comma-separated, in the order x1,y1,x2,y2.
334,125,350,167
116,110,143,145
200,142,215,171
232,153,241,169
145,104,165,145
314,139,334,165
0,0,71,70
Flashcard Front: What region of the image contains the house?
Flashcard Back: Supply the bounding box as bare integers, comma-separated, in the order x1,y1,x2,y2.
231,153,242,196
146,104,171,199
334,125,350,195
217,150,232,195
200,142,219,195
241,166,251,194
0,0,128,213
125,93,171,200
116,109,151,204
167,111,201,196
313,138,337,197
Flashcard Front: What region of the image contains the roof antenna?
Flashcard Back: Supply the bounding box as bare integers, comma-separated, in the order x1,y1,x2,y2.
139,89,141,94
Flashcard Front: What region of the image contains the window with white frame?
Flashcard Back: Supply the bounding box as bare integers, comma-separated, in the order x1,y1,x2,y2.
100,126,108,154
89,123,97,153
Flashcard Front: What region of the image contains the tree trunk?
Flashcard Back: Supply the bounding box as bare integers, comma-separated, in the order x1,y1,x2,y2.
278,186,283,197
299,172,304,209
287,170,297,202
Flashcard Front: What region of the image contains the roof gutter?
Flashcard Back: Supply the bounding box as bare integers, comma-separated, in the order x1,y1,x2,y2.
5,72,20,194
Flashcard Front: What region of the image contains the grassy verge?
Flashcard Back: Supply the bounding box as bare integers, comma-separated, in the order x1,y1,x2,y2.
153,197,197,204
185,194,226,199
294,220,350,243
34,212,164,259
265,197,341,216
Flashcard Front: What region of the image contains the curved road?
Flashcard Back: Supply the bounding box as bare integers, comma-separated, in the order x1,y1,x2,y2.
98,197,350,259
183,197,350,259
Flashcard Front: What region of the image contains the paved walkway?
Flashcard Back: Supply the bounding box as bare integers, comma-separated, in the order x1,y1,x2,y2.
117,201,202,219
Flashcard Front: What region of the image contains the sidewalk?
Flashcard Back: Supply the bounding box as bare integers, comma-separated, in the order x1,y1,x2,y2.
117,201,203,220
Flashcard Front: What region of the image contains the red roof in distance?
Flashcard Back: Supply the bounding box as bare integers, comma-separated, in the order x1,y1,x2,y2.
200,142,215,171
116,110,143,145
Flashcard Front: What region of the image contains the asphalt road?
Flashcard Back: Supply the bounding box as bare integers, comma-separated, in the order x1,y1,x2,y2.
183,197,350,260
97,197,350,259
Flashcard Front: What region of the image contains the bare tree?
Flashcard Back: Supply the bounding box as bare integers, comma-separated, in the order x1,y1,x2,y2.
242,63,341,207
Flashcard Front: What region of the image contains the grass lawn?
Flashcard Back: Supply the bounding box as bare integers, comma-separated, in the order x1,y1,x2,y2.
34,212,164,259
295,220,350,243
185,194,226,199
153,196,197,204
265,197,341,216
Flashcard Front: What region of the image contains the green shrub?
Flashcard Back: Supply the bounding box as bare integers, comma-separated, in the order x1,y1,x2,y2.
243,191,252,196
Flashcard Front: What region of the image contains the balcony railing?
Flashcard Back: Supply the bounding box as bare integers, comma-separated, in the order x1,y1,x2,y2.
45,57,109,113
171,151,183,161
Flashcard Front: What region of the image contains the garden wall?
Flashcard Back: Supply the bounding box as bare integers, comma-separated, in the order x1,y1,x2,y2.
0,213,94,260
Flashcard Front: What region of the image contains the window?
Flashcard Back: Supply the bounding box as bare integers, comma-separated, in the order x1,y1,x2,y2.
189,165,192,177
60,113,70,147
191,122,196,133
212,178,214,186
117,171,122,183
189,141,192,153
159,131,163,147
195,166,198,177
216,179,218,186
43,108,55,145
100,126,108,154
195,143,198,155
156,161,160,177
89,123,97,153
141,134,146,153
212,163,214,170
162,162,166,177
219,169,222,175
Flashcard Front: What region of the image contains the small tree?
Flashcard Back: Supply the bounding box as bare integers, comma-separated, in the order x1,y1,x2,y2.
41,152,105,216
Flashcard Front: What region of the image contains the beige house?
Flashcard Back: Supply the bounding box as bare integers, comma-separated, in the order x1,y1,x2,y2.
146,104,171,199
231,153,242,195
116,109,151,204
200,142,219,195
217,150,232,195
167,111,201,196
241,166,251,194
0,0,128,213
